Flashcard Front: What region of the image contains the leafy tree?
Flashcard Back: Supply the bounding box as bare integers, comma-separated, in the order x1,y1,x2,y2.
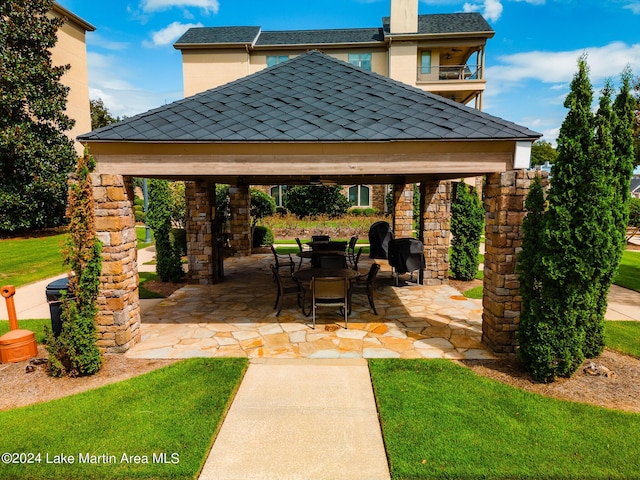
283,185,350,218
530,140,558,166
215,184,230,222
168,181,186,229
250,188,276,227
46,150,102,377
632,75,640,167
90,98,120,130
0,0,78,232
148,179,184,283
450,180,484,281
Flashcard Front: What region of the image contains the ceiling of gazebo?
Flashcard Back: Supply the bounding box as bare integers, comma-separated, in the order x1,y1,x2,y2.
78,51,541,184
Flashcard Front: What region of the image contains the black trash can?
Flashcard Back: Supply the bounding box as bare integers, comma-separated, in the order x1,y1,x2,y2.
46,277,71,337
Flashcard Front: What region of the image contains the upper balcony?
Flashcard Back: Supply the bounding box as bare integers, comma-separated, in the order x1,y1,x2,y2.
417,63,483,82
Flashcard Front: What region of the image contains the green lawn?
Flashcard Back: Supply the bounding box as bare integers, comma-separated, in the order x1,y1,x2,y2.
0,233,68,288
0,358,247,480
370,359,640,480
605,321,640,358
0,318,49,343
614,250,640,293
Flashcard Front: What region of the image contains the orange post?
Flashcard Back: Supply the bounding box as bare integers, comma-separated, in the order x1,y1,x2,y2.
0,285,38,363
1,285,19,331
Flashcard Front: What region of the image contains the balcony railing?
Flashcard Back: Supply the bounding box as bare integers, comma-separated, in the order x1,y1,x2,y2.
417,65,483,82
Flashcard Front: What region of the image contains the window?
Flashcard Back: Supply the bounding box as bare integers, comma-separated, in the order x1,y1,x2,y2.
348,185,371,207
267,55,289,67
347,53,372,71
270,185,288,207
420,51,432,75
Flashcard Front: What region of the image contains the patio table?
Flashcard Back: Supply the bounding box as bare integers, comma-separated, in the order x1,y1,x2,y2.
292,268,359,283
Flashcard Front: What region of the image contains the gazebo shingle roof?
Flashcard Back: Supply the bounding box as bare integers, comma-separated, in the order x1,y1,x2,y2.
78,51,539,143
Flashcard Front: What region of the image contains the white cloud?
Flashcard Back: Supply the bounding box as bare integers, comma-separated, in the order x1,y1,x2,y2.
86,52,181,119
463,0,503,22
86,34,130,52
144,21,203,47
487,42,640,85
140,0,220,14
623,3,640,14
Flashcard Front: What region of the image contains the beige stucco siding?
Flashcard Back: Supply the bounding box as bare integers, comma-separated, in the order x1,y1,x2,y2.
50,13,92,156
182,49,251,96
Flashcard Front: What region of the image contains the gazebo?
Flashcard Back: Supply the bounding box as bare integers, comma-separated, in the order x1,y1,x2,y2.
78,51,541,355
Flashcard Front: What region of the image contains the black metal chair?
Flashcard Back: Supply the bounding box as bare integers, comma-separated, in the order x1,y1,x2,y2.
270,264,305,316
295,237,311,270
270,244,295,278
318,254,347,269
346,236,359,266
350,247,363,271
349,263,381,315
310,276,349,329
311,235,331,242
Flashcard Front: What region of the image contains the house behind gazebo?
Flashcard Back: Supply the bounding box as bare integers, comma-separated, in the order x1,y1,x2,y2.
78,51,541,356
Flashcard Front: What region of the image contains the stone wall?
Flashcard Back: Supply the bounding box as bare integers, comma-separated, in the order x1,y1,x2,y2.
185,181,220,284
482,170,545,354
392,183,414,239
93,174,140,353
228,184,251,256
419,180,451,285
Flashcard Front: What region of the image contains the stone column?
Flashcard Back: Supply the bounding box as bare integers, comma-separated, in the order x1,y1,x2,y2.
228,183,251,256
482,170,541,354
419,180,451,286
185,180,220,284
392,183,414,238
93,174,140,353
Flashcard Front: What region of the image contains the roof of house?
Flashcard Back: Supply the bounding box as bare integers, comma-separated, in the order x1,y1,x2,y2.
382,13,493,35
174,12,493,48
255,28,385,46
175,26,261,45
631,176,640,193
78,51,539,143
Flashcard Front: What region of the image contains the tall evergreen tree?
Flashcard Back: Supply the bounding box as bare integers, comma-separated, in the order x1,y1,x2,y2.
0,0,77,232
46,150,103,377
148,179,184,283
450,180,484,281
516,176,551,377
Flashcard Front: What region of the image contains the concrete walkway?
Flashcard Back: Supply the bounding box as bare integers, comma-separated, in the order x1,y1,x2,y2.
199,358,390,480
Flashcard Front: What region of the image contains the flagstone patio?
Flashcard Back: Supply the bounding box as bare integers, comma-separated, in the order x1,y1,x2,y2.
126,254,496,360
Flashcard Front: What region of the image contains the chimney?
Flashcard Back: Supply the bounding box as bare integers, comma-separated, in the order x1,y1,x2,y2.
390,0,418,34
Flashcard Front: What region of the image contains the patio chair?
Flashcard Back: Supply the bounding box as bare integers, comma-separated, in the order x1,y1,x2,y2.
295,237,311,270
346,236,358,266
350,247,363,271
318,254,347,269
310,276,349,329
311,235,331,243
349,263,380,315
271,264,305,316
270,244,295,279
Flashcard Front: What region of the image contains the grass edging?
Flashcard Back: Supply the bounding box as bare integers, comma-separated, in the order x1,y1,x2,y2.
0,358,248,480
370,358,640,480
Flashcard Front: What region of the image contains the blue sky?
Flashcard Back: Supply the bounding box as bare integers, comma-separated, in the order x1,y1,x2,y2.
56,0,640,145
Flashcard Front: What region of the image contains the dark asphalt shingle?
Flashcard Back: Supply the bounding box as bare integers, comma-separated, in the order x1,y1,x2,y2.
78,51,540,143
175,26,260,45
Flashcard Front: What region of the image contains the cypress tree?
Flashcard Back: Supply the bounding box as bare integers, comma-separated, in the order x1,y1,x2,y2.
46,150,103,377
450,180,484,281
533,56,595,380
148,179,184,283
516,176,550,377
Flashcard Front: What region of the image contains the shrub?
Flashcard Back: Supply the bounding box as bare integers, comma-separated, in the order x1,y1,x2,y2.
171,228,187,256
450,181,484,281
283,185,350,218
350,208,364,216
363,207,379,217
148,180,184,283
253,225,274,247
250,188,276,227
46,150,102,377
